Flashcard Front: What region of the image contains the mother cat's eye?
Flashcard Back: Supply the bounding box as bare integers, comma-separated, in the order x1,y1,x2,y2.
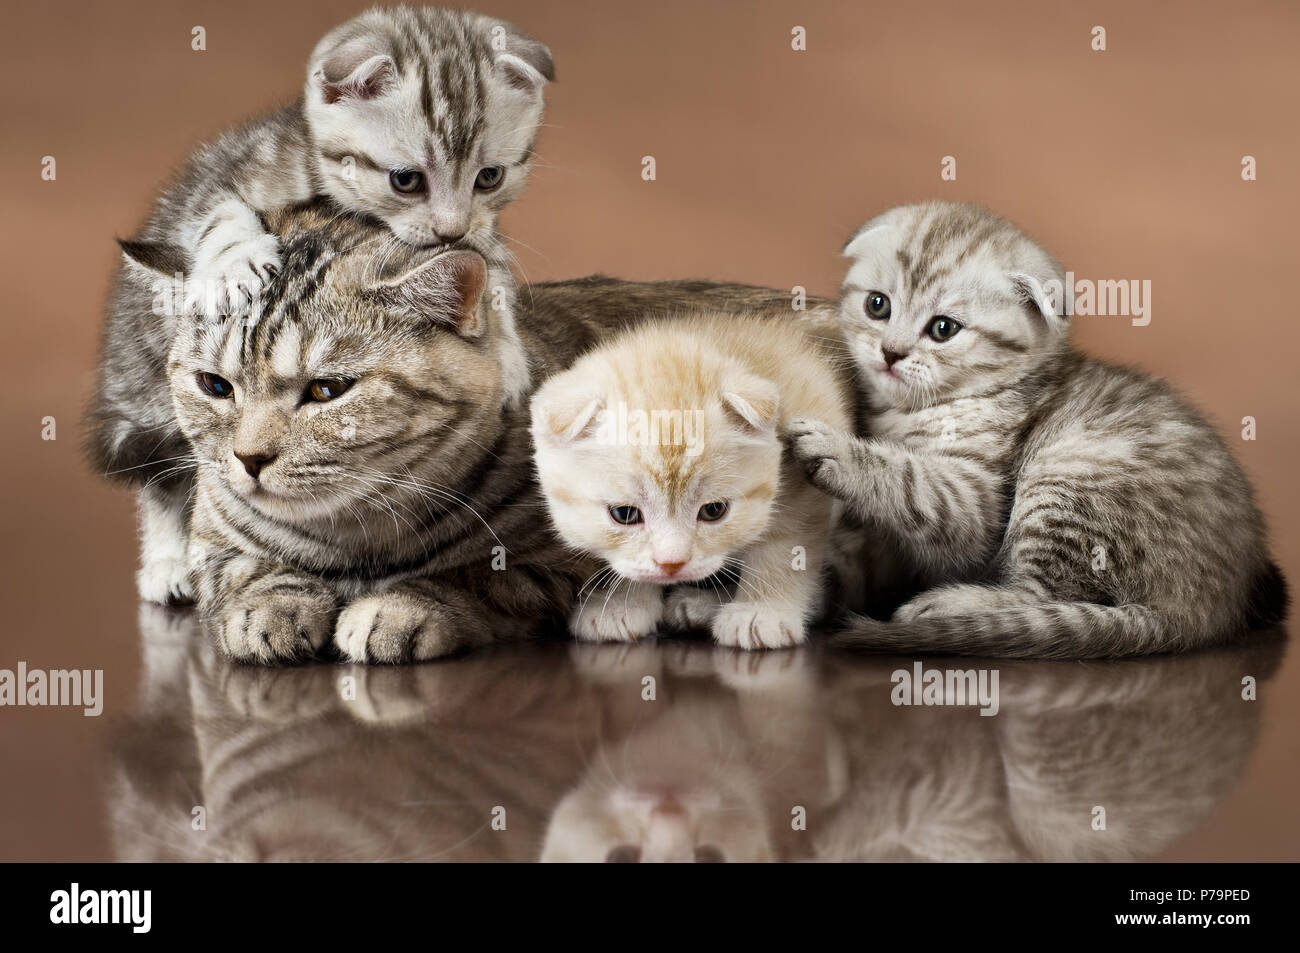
196,372,234,399
697,500,729,522
389,168,425,194
474,166,505,191
865,291,891,320
927,316,962,342
305,378,353,402
608,505,643,525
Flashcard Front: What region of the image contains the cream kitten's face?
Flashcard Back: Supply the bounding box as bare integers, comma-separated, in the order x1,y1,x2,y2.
305,10,553,248
532,372,782,585
840,202,1068,408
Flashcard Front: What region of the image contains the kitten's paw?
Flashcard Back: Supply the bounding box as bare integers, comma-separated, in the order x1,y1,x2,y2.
136,554,195,606
570,588,663,643
663,586,723,631
785,417,854,495
185,234,282,316
215,589,335,665
334,591,459,663
712,602,807,650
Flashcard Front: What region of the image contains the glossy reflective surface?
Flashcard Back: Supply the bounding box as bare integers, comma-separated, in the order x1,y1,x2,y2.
86,608,1286,862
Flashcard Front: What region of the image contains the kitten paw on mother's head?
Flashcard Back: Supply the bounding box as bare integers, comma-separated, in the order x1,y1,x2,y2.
183,234,283,317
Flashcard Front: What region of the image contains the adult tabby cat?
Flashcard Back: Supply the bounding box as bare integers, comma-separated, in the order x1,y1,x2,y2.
85,6,552,604
121,201,811,663
789,201,1286,658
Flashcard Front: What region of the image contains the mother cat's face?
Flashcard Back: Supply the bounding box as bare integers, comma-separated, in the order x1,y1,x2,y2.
146,208,500,523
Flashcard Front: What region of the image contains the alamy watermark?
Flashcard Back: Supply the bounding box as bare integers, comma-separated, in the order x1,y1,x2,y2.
1041,272,1152,326
891,661,1000,716
593,401,706,457
0,662,103,716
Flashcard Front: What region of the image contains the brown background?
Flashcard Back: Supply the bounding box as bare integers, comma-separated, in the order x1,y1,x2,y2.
0,0,1296,860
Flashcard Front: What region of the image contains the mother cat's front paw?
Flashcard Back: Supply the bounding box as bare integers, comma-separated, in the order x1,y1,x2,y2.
711,602,807,650
334,591,459,663
214,590,335,665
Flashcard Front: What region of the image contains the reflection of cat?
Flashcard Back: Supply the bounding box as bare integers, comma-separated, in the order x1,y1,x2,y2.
108,607,1283,862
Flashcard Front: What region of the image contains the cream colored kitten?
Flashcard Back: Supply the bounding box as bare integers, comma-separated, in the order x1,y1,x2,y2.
530,314,852,649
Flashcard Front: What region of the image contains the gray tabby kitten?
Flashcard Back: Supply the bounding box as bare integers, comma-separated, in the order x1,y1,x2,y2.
84,6,552,604
125,201,806,663
789,201,1286,658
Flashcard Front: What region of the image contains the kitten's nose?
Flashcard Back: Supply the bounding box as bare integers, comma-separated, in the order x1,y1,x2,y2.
235,451,276,479
434,226,467,244
882,347,907,368
656,560,687,576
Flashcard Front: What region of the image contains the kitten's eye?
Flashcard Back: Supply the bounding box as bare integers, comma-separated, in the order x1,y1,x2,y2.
697,500,729,522
196,372,234,399
864,292,891,320
608,505,643,526
305,379,353,402
927,316,962,342
388,169,425,194
473,166,505,191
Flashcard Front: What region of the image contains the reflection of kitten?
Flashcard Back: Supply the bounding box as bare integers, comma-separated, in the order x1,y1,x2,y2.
790,201,1287,657
85,6,553,605
531,315,853,649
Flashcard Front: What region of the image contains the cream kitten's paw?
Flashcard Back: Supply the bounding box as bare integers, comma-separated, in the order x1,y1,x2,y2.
334,591,460,663
571,585,663,643
712,602,807,650
215,590,335,664
663,586,724,631
136,552,194,606
185,233,281,316
785,417,856,496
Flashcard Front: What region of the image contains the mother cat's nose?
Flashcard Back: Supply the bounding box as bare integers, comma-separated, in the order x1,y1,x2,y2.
235,451,276,479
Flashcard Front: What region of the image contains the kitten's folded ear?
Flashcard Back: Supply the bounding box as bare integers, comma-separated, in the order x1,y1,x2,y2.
489,19,555,91
1008,270,1068,333
842,221,893,264
309,29,397,104
530,383,604,446
364,250,488,339
117,238,190,280
721,373,780,435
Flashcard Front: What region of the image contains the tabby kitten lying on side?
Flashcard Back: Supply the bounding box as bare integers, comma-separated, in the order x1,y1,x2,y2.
789,201,1286,658
85,6,552,604
531,315,853,649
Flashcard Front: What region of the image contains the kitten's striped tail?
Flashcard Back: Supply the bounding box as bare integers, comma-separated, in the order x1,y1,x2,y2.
832,601,1239,660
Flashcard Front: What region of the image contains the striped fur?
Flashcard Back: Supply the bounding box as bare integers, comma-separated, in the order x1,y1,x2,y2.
84,6,553,603
789,201,1287,658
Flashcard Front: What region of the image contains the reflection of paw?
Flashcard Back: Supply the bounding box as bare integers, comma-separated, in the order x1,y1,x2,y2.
712,644,817,693
663,586,723,630
334,591,459,663
185,233,281,315
785,417,855,497
215,589,335,664
137,553,194,606
571,586,663,642
712,602,807,650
